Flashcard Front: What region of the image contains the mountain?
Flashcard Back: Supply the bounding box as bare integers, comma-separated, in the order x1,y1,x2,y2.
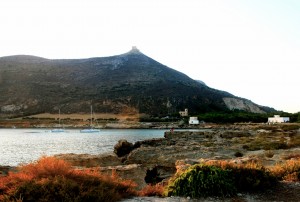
0,47,274,118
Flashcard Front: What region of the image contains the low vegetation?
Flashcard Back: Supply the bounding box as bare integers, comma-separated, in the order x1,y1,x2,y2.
1,122,300,201
165,164,237,198
270,159,300,181
165,161,277,198
0,157,137,202
1,157,300,201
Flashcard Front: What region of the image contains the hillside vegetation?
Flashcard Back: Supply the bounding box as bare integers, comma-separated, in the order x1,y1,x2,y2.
0,48,274,119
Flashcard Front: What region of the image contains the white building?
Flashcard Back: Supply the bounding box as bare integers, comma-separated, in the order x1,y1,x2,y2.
268,115,289,123
189,117,199,125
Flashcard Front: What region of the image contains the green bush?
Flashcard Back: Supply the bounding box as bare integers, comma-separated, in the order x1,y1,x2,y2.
229,166,277,192
165,162,278,199
165,164,236,198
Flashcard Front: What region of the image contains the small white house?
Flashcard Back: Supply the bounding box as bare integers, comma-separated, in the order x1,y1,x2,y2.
189,117,199,125
268,115,289,123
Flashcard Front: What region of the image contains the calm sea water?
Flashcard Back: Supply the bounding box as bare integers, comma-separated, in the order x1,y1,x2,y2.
0,128,166,166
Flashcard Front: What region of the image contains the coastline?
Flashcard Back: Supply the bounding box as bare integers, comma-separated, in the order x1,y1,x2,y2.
1,123,300,201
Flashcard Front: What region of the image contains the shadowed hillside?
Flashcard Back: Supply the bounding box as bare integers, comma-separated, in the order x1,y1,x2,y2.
0,47,274,118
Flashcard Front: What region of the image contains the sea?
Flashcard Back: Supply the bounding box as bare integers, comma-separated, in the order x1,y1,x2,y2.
0,128,167,166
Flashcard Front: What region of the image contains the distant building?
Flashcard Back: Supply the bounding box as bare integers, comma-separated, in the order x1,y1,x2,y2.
268,115,289,123
179,108,188,117
189,117,199,125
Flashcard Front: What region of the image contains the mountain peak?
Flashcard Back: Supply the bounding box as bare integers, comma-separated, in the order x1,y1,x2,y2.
128,46,141,54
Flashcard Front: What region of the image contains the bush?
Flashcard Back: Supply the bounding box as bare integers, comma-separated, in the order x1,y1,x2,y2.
229,165,277,192
243,139,288,151
205,161,277,193
270,159,300,182
0,157,137,202
139,184,164,197
264,150,275,158
114,139,134,157
144,167,163,184
165,164,237,198
234,151,243,157
165,161,278,199
281,124,300,131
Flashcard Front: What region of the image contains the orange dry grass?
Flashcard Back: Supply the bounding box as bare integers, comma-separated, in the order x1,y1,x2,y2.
139,184,164,197
204,160,264,171
270,159,300,181
0,157,137,201
204,159,300,182
282,153,300,160
20,156,72,178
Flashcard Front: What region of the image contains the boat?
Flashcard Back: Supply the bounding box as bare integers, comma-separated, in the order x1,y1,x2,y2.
80,106,100,133
51,109,65,133
80,128,100,133
51,128,65,133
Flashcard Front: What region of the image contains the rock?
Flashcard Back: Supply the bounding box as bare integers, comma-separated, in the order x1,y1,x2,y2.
114,139,134,157
98,164,147,190
54,153,122,167
0,166,15,176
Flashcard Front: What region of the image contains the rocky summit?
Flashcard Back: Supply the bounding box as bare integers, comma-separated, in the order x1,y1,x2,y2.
0,47,274,118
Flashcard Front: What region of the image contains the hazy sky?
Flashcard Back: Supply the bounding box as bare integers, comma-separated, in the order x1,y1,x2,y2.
1,0,299,113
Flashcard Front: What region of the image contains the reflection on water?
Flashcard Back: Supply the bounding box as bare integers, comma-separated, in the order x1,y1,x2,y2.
0,129,166,166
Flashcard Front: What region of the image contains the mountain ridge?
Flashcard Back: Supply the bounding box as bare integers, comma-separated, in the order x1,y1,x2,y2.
0,47,275,118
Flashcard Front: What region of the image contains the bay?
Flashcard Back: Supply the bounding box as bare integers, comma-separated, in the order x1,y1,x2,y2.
0,128,166,166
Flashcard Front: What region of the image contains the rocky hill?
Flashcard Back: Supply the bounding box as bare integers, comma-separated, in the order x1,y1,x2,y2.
0,47,274,118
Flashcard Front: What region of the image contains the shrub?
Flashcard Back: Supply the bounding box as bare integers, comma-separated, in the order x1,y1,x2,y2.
0,157,137,202
114,139,134,157
243,138,288,151
139,184,164,197
165,164,237,198
282,153,300,160
234,151,243,157
281,124,300,131
287,135,300,148
165,161,278,199
264,150,275,158
144,167,163,184
270,159,300,182
205,160,277,192
229,164,277,192
263,142,288,150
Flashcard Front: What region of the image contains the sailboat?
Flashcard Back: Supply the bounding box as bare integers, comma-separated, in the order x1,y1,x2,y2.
80,106,100,133
51,109,65,133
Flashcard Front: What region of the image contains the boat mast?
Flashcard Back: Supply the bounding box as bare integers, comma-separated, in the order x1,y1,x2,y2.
59,109,61,126
90,105,93,127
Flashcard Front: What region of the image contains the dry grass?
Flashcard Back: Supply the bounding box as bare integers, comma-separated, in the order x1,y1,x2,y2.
282,153,300,160
139,184,164,197
287,135,300,148
270,159,300,182
0,157,137,202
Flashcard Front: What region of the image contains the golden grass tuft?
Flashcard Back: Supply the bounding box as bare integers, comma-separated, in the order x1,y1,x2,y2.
139,184,164,197
0,157,137,202
20,156,72,178
270,159,300,182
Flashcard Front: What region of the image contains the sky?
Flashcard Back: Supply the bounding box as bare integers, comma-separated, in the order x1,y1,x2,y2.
0,0,299,113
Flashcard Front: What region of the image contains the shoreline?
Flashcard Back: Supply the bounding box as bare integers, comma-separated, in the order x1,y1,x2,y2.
1,123,300,200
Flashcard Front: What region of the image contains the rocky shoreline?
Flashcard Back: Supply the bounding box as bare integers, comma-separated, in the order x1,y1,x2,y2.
1,123,300,201
54,124,300,189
